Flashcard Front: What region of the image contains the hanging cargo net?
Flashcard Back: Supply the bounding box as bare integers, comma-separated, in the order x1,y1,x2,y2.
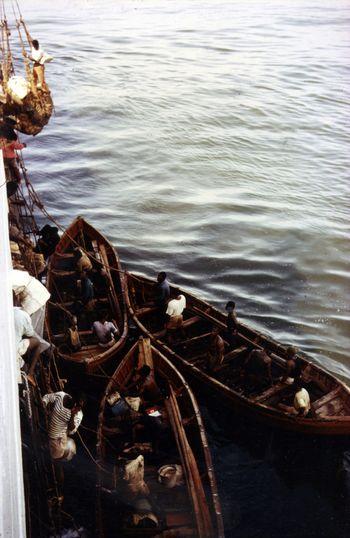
0,0,53,135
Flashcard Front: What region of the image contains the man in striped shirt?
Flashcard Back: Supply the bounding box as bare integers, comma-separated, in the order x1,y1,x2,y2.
42,391,85,461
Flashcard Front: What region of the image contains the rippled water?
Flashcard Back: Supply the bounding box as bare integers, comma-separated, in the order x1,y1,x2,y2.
14,0,350,535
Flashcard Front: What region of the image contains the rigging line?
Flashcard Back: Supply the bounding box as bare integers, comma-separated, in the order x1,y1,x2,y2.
81,423,121,454
33,197,126,276
18,172,126,279
76,430,109,473
59,510,83,537
12,3,31,80
15,0,22,18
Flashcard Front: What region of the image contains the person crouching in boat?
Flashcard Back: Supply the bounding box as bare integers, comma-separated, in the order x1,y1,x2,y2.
92,311,119,348
129,364,162,403
241,348,273,392
293,380,311,417
278,380,312,417
206,327,225,371
74,247,93,273
64,316,81,353
165,288,186,344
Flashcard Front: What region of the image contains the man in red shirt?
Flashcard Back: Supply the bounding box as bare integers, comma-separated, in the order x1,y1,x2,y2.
1,136,26,182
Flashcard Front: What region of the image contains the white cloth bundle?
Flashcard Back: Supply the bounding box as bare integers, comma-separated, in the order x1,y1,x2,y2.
123,455,149,496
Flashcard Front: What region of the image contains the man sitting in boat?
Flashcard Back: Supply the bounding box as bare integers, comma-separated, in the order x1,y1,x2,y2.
281,346,304,384
74,247,93,273
242,348,273,391
278,380,312,417
293,381,311,416
64,316,82,353
92,311,119,348
79,271,95,307
206,327,225,371
126,365,162,403
165,288,186,344
225,300,239,349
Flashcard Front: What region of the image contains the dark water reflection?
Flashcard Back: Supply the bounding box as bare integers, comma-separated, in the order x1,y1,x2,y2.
14,0,350,535
203,404,350,537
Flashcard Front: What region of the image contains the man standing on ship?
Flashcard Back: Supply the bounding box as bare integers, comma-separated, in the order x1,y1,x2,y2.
42,391,85,493
42,391,85,462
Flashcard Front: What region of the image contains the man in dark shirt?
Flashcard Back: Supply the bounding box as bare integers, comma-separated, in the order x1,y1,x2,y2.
80,272,94,306
225,300,239,348
154,272,170,308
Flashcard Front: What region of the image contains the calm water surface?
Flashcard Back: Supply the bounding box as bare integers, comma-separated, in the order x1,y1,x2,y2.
15,0,350,536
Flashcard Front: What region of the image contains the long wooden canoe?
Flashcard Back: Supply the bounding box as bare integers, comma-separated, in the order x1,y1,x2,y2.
125,273,350,436
46,217,128,372
96,337,225,537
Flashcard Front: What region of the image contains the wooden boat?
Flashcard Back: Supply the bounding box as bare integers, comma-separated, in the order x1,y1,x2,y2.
46,217,128,372
96,337,225,537
125,273,350,436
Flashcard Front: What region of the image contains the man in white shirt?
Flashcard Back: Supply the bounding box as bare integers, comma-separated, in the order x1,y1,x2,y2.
294,382,311,417
165,288,186,343
13,304,41,384
29,38,47,90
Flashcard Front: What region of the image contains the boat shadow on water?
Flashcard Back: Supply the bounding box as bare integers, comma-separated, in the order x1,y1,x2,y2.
201,402,350,538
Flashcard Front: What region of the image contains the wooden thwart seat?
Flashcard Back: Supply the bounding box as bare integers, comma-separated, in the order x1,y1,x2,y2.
253,382,288,403
175,332,212,347
153,316,201,339
135,305,159,316
54,329,93,340
51,269,76,277
56,297,109,309
312,387,341,412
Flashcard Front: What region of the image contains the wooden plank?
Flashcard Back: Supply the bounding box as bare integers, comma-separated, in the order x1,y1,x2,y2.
153,316,200,339
53,329,92,339
51,269,76,277
99,243,122,322
55,297,109,308
312,387,341,411
175,332,212,347
137,337,153,369
223,345,248,363
253,383,287,403
135,305,159,316
166,387,214,538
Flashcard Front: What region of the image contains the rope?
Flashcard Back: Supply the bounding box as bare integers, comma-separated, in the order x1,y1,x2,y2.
81,423,121,454
22,371,33,420
76,430,108,474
